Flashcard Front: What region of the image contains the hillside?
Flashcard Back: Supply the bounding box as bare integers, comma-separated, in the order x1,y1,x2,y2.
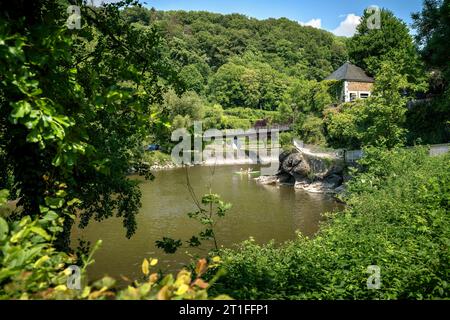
122,8,348,95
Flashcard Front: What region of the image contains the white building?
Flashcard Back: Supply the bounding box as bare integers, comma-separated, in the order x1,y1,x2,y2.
325,61,375,103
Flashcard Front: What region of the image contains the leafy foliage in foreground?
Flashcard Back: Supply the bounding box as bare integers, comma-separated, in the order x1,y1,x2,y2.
0,0,179,249
211,148,449,299
0,191,228,300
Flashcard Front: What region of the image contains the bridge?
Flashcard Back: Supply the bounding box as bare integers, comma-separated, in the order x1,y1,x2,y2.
215,124,291,138
200,125,290,166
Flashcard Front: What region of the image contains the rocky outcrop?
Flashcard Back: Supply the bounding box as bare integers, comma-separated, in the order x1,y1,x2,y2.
257,148,346,194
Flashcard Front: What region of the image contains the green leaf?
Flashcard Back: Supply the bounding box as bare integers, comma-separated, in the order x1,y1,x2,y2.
201,193,220,204
44,197,65,209
0,189,9,207
30,226,51,240
55,190,67,198
40,211,59,222
155,237,182,254
187,236,201,247
51,152,62,166
10,101,31,121
0,217,9,241
67,198,82,206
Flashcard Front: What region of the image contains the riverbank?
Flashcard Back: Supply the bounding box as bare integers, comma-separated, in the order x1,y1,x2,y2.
212,147,450,300
142,150,280,171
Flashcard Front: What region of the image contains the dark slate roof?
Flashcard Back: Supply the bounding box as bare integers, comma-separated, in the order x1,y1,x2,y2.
325,62,374,83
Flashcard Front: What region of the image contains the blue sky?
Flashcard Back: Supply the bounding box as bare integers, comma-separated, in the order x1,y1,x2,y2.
139,0,424,36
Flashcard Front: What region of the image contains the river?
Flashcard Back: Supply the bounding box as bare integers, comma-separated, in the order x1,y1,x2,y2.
71,164,342,282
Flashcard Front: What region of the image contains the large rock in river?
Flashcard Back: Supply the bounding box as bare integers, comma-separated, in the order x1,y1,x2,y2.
257,147,346,193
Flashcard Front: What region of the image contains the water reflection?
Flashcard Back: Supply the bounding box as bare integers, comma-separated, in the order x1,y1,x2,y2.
71,165,342,282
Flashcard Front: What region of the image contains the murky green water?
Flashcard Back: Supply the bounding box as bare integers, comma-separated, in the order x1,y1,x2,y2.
71,165,342,281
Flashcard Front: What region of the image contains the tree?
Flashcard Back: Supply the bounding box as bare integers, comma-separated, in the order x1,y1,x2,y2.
162,89,205,124
0,0,177,249
208,62,248,108
203,104,224,130
208,60,288,110
283,80,334,115
409,0,450,144
179,65,205,94
277,79,335,144
296,115,326,145
412,0,450,80
348,8,427,91
122,8,348,83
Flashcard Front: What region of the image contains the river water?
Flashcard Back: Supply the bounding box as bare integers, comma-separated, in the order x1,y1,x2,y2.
71,164,342,282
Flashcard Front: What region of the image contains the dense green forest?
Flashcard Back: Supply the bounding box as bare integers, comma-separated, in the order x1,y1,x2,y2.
121,6,448,149
119,7,352,148
123,8,348,84
0,0,449,300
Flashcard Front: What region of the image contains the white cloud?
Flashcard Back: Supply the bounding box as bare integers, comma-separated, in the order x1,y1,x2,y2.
90,0,122,6
332,14,361,37
299,18,322,29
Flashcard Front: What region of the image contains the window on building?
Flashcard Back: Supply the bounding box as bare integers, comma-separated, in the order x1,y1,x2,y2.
349,92,357,101
359,93,370,99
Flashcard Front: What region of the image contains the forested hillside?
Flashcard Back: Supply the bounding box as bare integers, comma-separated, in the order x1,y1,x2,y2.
121,6,448,148
122,8,348,107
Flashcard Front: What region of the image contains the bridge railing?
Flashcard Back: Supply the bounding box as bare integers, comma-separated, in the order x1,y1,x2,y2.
344,144,450,163
429,144,450,156
344,150,364,163
292,139,449,163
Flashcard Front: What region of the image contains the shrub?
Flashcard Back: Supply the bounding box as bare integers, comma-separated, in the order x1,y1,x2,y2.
221,116,252,130
142,151,173,167
203,104,224,130
405,98,450,145
279,132,294,150
211,148,450,299
295,115,326,145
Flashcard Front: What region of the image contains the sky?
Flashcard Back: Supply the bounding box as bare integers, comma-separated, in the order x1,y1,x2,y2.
136,0,424,37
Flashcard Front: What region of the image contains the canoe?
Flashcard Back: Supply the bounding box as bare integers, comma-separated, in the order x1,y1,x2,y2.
234,171,260,175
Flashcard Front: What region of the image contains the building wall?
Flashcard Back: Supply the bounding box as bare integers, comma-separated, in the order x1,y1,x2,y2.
343,81,374,102
348,82,374,92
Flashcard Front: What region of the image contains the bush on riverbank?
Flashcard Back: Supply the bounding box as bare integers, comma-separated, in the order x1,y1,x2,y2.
142,151,175,169
211,147,449,299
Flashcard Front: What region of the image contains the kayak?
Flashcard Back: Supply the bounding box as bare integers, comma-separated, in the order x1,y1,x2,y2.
234,171,260,175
